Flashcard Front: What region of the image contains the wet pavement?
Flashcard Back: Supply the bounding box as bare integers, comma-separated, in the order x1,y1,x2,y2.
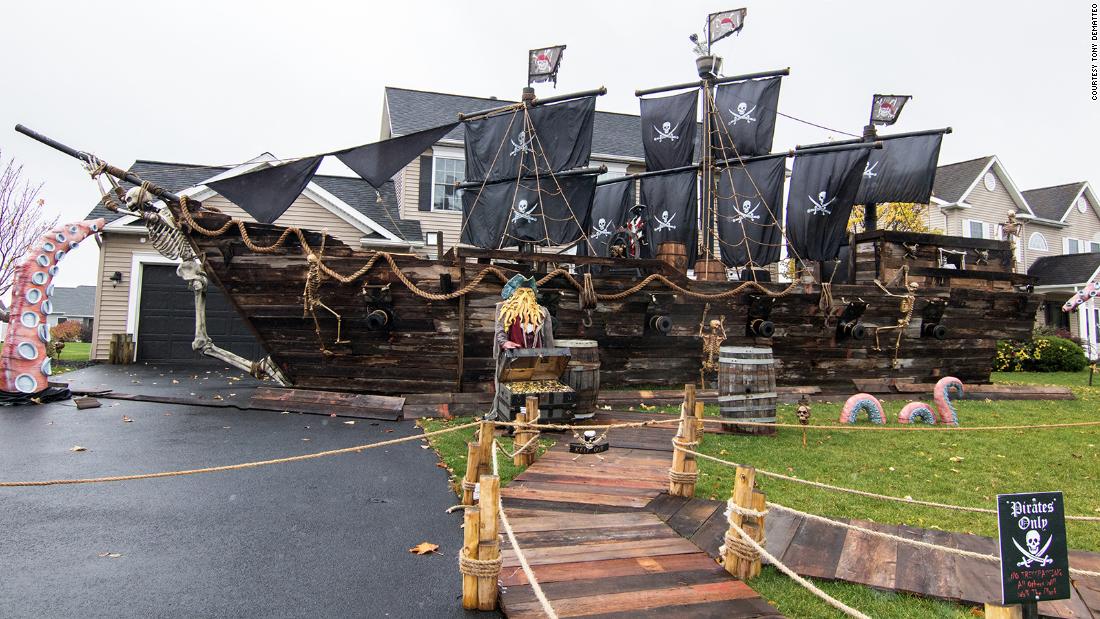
1,364,485,618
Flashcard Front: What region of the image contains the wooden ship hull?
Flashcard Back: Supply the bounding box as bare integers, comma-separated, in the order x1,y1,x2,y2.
183,209,1039,396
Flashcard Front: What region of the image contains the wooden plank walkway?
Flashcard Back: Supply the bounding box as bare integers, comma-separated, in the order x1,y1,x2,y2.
499,442,783,618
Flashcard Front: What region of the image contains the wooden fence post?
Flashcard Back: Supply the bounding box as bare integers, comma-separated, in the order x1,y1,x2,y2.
477,475,501,611
694,400,705,437
669,385,699,497
462,506,481,610
513,410,528,467
462,441,481,505
724,465,762,579
477,420,495,478
984,603,1023,619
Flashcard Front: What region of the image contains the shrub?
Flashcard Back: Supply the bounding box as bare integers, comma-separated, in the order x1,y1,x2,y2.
50,321,82,343
995,336,1087,372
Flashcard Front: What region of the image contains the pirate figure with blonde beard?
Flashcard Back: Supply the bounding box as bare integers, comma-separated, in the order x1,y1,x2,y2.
493,275,555,405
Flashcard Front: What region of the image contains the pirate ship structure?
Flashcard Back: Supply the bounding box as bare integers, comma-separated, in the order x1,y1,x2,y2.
15,9,1039,399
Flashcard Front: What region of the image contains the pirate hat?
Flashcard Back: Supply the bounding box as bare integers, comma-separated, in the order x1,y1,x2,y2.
501,274,538,300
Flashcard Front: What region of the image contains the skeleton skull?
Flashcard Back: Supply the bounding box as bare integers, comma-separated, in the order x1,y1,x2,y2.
598,217,606,228
662,121,671,133
709,319,721,329
661,210,670,220
742,200,753,210
518,199,529,211
737,102,748,115
1026,530,1041,555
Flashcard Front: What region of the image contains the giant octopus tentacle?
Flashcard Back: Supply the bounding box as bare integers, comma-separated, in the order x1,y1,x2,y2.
1,219,105,394
934,376,963,425
898,401,936,424
839,393,886,424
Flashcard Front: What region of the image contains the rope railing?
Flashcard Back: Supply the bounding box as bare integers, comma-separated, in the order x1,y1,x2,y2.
0,421,480,487
500,416,1100,433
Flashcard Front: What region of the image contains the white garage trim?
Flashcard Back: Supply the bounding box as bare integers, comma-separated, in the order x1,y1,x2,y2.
125,252,180,362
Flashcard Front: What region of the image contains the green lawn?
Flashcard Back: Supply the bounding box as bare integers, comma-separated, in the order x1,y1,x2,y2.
421,371,1100,618
57,342,91,361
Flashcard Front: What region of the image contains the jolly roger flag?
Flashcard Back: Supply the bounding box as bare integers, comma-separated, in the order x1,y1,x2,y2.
640,90,699,171
463,96,596,183
707,8,747,46
335,122,459,188
712,77,782,158
459,173,598,249
206,156,324,224
529,45,566,86
870,94,911,126
855,133,944,205
640,170,698,260
785,147,870,262
717,156,785,267
581,181,634,257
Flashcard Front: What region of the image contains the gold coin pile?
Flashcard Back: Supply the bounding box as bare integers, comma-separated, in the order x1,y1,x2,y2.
508,380,572,394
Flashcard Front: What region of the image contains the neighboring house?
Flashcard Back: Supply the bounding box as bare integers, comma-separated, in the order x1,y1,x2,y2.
382,87,646,250
83,158,422,363
46,285,96,333
927,155,1100,346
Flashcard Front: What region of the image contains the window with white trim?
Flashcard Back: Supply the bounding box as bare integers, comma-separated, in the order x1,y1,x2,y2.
1090,241,1100,253
1066,238,1083,254
431,157,464,212
1027,232,1048,251
964,219,987,239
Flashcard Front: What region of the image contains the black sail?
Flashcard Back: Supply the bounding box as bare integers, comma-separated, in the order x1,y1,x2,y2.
716,156,785,267
206,156,323,224
855,133,944,205
460,174,597,249
640,170,698,260
463,97,596,183
582,181,634,257
711,77,782,158
639,90,698,171
785,148,870,262
336,122,459,188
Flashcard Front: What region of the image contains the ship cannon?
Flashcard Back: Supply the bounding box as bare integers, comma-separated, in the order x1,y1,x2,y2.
836,301,868,341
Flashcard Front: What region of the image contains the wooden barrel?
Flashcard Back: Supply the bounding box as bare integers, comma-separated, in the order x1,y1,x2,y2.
718,346,777,435
556,339,600,420
656,242,689,272
693,258,727,282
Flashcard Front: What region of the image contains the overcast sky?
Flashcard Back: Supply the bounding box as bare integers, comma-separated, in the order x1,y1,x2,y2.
1,0,1096,288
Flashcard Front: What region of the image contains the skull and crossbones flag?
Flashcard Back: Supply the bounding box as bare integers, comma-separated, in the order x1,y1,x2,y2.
785,147,870,262
529,45,566,86
463,96,596,183
711,77,782,158
581,181,634,257
206,156,324,224
707,8,747,46
717,155,785,267
640,90,699,171
855,132,945,205
869,94,911,126
640,170,698,260
460,173,597,249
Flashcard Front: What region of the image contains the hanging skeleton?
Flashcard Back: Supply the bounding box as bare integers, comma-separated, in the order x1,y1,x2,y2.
872,268,919,368
302,237,350,355
697,303,727,388
1001,211,1023,269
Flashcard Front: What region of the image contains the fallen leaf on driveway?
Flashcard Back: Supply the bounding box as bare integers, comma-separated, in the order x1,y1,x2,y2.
122,416,133,423
343,421,356,425
70,445,86,452
408,542,439,555
97,552,122,558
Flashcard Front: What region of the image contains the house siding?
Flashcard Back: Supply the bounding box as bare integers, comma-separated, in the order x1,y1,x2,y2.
1056,193,1100,254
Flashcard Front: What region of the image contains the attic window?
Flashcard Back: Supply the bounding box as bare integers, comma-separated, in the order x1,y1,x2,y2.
1027,232,1048,251
983,172,997,192
1077,196,1089,214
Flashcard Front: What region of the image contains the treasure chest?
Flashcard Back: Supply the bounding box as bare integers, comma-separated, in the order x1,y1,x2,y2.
493,348,576,423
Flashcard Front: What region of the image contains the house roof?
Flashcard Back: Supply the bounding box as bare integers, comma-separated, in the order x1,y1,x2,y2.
47,285,96,318
84,160,421,240
1027,252,1100,287
385,87,647,161
1022,182,1088,221
931,155,994,203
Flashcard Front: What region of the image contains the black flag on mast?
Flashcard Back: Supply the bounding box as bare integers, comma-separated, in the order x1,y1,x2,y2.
640,90,698,171
206,156,323,224
717,156,785,267
855,133,944,205
463,96,595,183
460,173,597,249
785,148,871,262
712,77,782,158
582,181,634,257
870,94,911,126
336,122,459,188
641,170,698,261
707,8,747,46
529,45,566,86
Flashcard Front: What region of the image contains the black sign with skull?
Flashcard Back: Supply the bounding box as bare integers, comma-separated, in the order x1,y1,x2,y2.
639,89,698,171
997,491,1070,605
711,76,782,158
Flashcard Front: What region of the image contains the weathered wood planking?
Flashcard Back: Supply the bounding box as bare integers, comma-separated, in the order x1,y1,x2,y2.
498,441,782,618
248,386,404,420
184,211,1039,396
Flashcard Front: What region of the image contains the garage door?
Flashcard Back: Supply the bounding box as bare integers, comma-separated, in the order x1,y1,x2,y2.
136,264,265,362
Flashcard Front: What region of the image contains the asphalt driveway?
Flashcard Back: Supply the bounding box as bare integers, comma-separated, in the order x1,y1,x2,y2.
0,364,485,618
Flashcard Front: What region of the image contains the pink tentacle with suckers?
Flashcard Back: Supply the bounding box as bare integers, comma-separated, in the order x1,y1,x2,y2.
839,393,886,424
934,376,963,425
898,401,936,424
1,219,105,394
